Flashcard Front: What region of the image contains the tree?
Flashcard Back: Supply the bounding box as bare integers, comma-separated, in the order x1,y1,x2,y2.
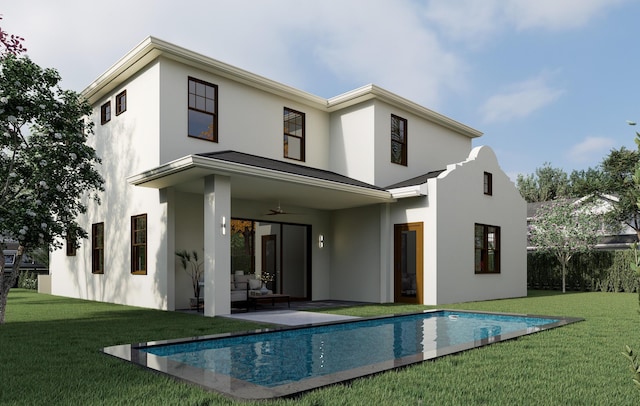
600,146,640,240
516,163,570,202
0,53,104,324
0,16,26,55
529,198,601,292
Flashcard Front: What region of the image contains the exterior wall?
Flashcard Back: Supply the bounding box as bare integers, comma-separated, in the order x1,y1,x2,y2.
328,99,472,187
330,205,383,302
329,102,376,184
50,61,170,310
373,101,471,187
158,58,331,169
430,146,527,304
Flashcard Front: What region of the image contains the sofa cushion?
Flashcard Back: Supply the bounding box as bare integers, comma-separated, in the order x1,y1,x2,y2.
249,278,261,290
235,274,250,290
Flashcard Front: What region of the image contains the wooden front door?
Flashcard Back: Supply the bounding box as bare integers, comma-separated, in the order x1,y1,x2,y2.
394,222,424,304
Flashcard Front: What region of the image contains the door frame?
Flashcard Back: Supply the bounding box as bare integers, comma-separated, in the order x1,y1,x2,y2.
394,222,424,304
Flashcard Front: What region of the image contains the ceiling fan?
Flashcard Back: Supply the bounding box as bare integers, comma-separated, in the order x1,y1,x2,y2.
266,202,295,216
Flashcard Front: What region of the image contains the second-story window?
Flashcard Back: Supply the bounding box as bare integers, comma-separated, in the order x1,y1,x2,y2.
100,101,111,125
284,107,305,161
484,172,493,195
391,114,407,166
115,90,127,115
188,77,218,142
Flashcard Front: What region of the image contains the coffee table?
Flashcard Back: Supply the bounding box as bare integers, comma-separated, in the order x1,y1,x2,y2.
247,293,290,311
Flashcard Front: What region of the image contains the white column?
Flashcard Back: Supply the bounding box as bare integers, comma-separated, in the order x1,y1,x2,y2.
203,175,231,316
379,203,392,303
159,187,176,311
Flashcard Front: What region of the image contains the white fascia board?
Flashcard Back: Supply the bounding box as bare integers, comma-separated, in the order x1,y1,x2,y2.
389,184,428,199
127,155,395,202
83,36,327,109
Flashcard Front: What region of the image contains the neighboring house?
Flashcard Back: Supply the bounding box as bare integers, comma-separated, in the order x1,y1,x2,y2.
2,240,48,276
49,37,527,316
526,195,638,251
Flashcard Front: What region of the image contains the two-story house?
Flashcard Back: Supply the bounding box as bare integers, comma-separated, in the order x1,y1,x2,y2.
49,37,527,316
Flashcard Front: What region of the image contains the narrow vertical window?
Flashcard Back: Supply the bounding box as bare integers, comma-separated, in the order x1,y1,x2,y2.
284,107,305,161
115,90,127,115
92,223,104,274
100,101,111,125
391,114,407,166
474,223,500,274
188,77,218,142
484,172,493,195
66,228,76,256
131,214,147,275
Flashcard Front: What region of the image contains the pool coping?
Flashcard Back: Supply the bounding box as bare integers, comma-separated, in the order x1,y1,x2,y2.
101,309,583,401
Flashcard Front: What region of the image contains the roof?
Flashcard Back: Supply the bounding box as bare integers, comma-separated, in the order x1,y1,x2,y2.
385,170,445,189
196,151,387,191
128,151,396,211
83,36,482,139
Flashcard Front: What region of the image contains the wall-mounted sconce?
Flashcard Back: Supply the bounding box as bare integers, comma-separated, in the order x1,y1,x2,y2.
221,216,226,235
318,234,325,248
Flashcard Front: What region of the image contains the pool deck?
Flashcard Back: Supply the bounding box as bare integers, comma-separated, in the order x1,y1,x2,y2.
224,309,360,326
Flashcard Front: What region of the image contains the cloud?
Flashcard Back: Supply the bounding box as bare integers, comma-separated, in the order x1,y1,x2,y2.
424,0,628,45
567,136,616,164
480,74,564,123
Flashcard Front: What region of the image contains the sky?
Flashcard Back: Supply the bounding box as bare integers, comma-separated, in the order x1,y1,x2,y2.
3,0,640,180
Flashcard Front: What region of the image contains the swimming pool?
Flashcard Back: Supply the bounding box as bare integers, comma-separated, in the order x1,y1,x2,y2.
102,310,581,400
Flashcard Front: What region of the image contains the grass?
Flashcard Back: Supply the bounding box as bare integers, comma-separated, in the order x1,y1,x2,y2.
0,290,638,405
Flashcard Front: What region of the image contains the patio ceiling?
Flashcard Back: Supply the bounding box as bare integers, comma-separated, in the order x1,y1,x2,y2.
127,151,396,211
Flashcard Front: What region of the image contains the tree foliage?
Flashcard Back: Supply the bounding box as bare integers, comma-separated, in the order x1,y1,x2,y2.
0,53,104,323
600,146,640,240
0,16,26,56
529,198,601,292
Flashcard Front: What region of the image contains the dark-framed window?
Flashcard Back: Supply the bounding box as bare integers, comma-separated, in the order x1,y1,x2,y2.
91,222,104,274
283,107,305,161
131,214,147,275
188,77,218,142
484,172,493,195
66,229,76,257
475,223,500,274
100,101,111,125
391,114,408,166
115,90,127,116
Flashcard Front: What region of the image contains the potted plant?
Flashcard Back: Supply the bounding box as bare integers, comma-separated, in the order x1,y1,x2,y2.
259,272,274,295
175,250,204,309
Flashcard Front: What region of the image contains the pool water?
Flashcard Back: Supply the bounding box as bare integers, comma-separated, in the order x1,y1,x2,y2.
144,311,556,387
103,310,581,400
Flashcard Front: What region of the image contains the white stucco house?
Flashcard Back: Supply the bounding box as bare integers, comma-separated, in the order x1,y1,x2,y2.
49,37,527,316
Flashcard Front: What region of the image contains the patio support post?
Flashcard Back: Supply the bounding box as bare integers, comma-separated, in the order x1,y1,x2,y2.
203,175,231,316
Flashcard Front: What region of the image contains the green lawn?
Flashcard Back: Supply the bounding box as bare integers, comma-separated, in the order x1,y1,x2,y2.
1,289,638,405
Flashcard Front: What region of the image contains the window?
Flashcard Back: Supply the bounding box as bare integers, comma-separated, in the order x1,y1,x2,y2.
100,101,111,125
91,223,104,274
391,114,407,166
66,229,76,257
484,172,493,195
131,214,147,275
283,107,305,161
188,77,218,141
475,224,500,274
115,90,127,115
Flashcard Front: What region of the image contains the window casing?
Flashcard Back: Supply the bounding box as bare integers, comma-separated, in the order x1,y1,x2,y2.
188,77,218,142
100,101,111,125
131,214,147,275
115,90,126,115
283,107,305,161
91,223,104,274
391,114,408,166
475,224,500,274
484,172,493,195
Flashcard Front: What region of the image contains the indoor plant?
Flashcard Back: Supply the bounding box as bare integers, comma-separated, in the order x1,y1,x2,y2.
175,249,204,309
